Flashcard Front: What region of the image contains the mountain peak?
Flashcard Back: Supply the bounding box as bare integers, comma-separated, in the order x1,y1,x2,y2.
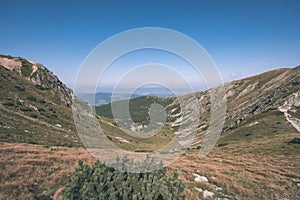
0,54,72,106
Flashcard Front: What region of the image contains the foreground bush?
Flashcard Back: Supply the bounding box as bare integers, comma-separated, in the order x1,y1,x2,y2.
63,156,185,200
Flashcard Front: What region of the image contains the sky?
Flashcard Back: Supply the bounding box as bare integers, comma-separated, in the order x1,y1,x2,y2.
1,0,300,92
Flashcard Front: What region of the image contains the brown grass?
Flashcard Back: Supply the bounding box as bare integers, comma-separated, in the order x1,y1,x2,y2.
0,143,94,200
170,132,300,199
0,132,299,199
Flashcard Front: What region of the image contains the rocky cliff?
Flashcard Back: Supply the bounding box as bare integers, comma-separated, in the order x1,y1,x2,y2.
0,54,80,146
0,54,72,106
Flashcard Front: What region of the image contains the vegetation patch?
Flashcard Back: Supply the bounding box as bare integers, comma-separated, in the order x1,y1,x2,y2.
14,85,25,91
21,60,33,77
30,113,38,118
217,143,229,147
38,99,46,104
63,157,186,200
288,137,300,144
35,84,48,90
134,149,154,152
245,132,252,137
96,96,174,125
20,107,32,112
2,102,14,106
26,95,37,102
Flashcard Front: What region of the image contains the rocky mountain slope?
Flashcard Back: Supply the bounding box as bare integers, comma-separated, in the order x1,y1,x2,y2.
0,54,81,146
2,53,298,150
93,65,300,199
0,55,72,106
96,66,300,149
0,54,299,199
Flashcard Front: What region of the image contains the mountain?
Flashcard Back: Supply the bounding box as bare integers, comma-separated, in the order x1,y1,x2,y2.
77,87,187,106
0,54,299,199
96,66,300,150
0,54,81,147
94,66,300,199
77,92,141,106
218,67,300,143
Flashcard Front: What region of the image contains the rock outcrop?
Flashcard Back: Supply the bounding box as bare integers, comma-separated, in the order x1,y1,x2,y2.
0,54,72,106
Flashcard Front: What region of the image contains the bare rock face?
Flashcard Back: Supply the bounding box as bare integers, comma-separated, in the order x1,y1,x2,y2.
218,66,300,133
0,54,72,106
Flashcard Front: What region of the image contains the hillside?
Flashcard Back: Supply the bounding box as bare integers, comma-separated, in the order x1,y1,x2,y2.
94,66,300,199
0,54,81,147
0,54,299,199
96,66,300,150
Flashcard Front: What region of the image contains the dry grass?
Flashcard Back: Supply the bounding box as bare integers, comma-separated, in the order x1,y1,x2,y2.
170,132,300,199
0,143,94,200
0,132,299,199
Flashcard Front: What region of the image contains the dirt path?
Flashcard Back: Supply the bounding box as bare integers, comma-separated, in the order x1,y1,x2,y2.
53,187,64,200
278,103,300,132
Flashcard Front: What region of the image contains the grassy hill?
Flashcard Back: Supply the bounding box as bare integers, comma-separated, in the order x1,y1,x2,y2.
95,66,300,151
93,66,300,199
0,55,81,147
0,54,299,199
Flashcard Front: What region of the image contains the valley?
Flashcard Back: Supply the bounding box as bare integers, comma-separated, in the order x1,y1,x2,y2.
0,54,299,199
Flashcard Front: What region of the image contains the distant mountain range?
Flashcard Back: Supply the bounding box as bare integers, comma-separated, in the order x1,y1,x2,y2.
77,92,141,106
77,87,194,106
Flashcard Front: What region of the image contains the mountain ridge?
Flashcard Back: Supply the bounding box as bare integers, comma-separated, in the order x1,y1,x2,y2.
0,54,72,106
96,65,300,149
0,54,80,146
1,53,299,149
0,54,299,200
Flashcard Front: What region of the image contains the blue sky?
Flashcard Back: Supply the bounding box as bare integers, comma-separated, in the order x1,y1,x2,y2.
1,0,300,91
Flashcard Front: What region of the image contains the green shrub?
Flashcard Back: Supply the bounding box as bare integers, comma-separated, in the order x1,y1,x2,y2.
31,113,38,118
38,99,46,104
134,149,154,152
27,140,37,145
45,114,57,119
274,111,283,115
38,108,46,112
3,102,14,106
63,157,186,200
218,143,229,147
21,60,33,77
35,84,48,90
20,107,32,112
27,95,37,102
245,132,252,137
15,85,25,91
106,135,112,140
289,138,300,144
202,126,208,131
